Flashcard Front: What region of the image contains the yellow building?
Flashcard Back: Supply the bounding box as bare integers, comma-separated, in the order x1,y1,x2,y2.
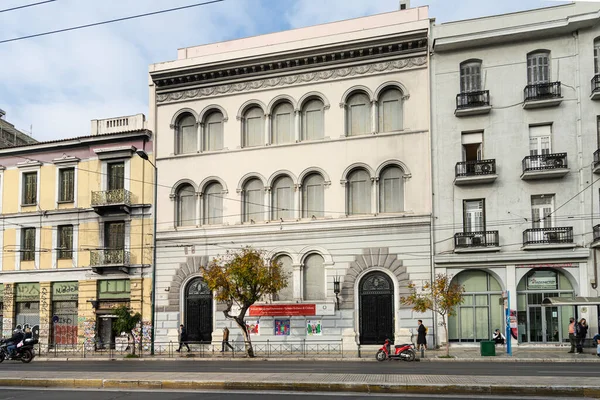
0,114,154,351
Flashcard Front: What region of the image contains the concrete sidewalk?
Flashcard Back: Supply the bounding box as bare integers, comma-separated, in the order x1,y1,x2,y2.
0,370,597,397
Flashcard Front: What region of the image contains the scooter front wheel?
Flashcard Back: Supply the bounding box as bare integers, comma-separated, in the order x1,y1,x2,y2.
376,350,387,362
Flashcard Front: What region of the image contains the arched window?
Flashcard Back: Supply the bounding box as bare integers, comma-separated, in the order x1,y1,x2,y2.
460,60,482,93
303,253,324,300
272,175,293,220
272,102,294,144
594,38,600,75
203,182,223,225
176,184,196,227
203,111,223,151
243,178,264,222
346,92,370,136
302,173,324,218
448,270,502,343
242,107,264,148
175,114,197,155
527,51,550,85
275,255,293,301
377,88,403,133
301,99,324,141
379,166,404,213
347,169,371,215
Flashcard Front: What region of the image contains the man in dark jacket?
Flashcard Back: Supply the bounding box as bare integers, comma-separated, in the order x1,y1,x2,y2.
176,324,190,352
6,329,24,358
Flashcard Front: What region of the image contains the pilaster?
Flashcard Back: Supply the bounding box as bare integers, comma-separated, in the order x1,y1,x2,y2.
2,283,15,338
77,279,96,349
39,282,51,350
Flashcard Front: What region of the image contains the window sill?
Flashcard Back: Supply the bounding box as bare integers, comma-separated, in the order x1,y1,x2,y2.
58,257,73,260
57,200,74,204
21,203,37,207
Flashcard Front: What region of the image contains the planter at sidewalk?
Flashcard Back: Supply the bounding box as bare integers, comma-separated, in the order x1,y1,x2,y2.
480,341,496,356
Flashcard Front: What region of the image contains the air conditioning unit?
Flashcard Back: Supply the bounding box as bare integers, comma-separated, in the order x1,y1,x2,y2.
546,231,560,242
472,235,483,246
456,236,471,247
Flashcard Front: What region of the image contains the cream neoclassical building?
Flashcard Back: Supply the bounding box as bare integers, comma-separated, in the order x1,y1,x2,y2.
149,7,433,351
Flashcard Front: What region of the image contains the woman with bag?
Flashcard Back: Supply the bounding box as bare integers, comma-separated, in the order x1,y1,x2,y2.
576,318,588,354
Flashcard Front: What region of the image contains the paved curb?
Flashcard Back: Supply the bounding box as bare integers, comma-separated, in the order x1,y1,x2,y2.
33,356,600,363
0,377,598,397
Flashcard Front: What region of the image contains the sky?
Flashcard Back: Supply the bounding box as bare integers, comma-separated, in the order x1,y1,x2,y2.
0,0,569,142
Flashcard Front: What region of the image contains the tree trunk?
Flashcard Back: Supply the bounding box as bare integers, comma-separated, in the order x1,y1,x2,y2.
234,317,254,357
128,333,136,356
441,315,449,357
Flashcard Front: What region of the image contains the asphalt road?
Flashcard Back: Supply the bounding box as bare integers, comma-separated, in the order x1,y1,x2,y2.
0,360,597,377
0,389,584,400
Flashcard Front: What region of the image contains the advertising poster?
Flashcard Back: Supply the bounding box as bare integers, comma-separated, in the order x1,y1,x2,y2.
274,319,290,336
510,310,518,341
246,320,260,335
307,320,322,336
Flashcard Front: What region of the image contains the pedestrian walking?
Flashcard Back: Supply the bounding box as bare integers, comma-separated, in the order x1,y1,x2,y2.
416,320,427,351
593,333,600,357
176,324,191,352
492,329,505,345
220,327,234,352
576,318,588,354
567,317,576,353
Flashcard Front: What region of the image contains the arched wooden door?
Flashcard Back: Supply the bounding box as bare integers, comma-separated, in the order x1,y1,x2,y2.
185,278,213,343
359,271,394,344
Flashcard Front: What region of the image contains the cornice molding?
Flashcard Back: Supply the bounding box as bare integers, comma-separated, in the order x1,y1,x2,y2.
157,57,427,104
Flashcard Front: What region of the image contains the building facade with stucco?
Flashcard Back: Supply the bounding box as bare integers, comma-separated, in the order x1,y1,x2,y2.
149,7,433,351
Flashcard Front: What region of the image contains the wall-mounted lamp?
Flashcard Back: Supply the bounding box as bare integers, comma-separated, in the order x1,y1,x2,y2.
333,276,341,311
88,299,100,310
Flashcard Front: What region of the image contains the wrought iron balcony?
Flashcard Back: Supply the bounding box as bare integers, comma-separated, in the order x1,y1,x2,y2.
522,227,574,249
455,90,491,116
593,225,600,247
594,149,600,174
521,153,568,180
91,189,132,215
591,74,600,100
90,249,131,274
454,231,500,252
454,160,497,185
523,82,562,108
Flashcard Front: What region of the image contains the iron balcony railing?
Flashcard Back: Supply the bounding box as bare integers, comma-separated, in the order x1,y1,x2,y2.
592,74,600,95
594,149,600,168
522,153,567,172
594,225,600,243
523,227,573,245
454,231,499,249
524,81,561,102
455,159,496,177
91,189,132,207
90,249,131,266
456,90,490,109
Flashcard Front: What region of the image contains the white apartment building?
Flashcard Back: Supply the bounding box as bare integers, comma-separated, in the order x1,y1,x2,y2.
149,7,433,351
431,3,600,346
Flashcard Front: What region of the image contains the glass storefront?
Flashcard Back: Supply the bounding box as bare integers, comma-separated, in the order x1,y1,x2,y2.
15,283,40,330
449,270,503,342
517,269,574,343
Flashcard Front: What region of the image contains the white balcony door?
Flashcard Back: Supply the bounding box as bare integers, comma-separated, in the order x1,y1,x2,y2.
529,125,552,169
464,200,484,233
531,195,554,242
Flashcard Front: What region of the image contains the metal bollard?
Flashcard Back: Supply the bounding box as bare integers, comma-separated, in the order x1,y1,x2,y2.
420,347,425,359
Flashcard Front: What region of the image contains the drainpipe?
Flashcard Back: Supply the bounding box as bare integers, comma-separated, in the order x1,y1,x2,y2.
428,23,437,349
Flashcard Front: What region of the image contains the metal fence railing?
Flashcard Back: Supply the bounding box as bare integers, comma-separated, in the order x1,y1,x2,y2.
35,339,345,358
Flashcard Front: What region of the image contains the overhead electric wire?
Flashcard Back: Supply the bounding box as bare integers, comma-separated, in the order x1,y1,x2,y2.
0,0,56,14
0,0,224,44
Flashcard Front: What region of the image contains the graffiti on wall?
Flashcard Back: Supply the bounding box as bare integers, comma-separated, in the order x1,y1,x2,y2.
2,284,13,338
81,318,96,350
131,320,152,350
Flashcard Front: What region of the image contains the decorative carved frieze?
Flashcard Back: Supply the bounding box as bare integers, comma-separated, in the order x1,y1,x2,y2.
156,57,427,104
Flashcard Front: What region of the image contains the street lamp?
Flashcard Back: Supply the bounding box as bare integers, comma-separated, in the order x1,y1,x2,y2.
136,149,157,355
333,276,341,311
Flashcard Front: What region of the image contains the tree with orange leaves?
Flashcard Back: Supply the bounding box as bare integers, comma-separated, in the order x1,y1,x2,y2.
201,248,288,357
400,273,464,357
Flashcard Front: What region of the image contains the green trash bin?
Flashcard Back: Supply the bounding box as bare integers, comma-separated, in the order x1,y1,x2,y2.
480,341,496,356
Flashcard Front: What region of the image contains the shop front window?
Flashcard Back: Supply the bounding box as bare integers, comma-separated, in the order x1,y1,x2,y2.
516,269,574,343
448,270,503,342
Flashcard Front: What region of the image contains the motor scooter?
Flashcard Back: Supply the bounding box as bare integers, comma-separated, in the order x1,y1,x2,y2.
375,338,416,362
